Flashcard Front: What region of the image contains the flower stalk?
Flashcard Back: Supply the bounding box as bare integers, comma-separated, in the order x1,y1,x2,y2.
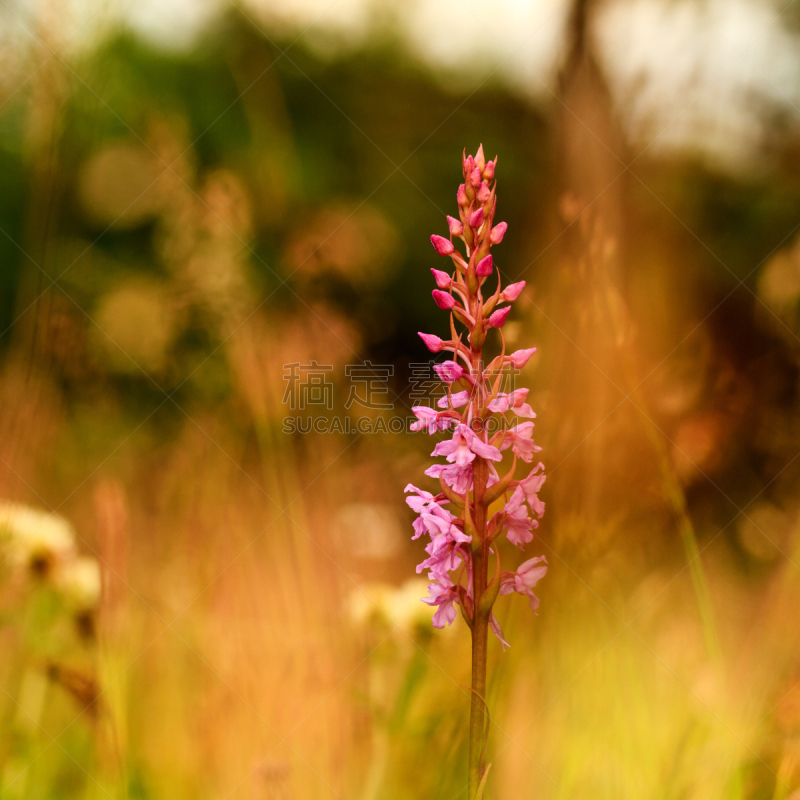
405,146,548,797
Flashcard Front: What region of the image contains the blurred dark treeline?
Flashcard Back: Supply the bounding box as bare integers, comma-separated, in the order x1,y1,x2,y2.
3,8,800,534
2,9,799,377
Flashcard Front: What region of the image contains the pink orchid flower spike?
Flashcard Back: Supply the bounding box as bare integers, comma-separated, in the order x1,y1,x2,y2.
402,146,548,797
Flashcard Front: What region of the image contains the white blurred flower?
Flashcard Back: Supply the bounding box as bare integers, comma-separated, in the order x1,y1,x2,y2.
0,502,77,577
347,582,395,627
384,578,436,632
347,578,434,633
56,556,101,610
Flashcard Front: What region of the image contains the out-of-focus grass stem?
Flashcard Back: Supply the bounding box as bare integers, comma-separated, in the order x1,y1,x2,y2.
599,255,721,662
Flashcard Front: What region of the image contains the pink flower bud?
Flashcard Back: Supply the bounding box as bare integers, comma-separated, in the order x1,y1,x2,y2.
489,222,507,244
475,144,485,172
477,182,491,204
501,280,525,302
476,255,493,277
447,215,463,236
509,347,537,368
469,207,484,228
430,235,455,256
434,361,465,383
431,268,452,289
418,332,445,352
469,167,482,188
457,184,468,207
432,290,456,310
488,306,511,328
483,160,495,181
464,154,474,176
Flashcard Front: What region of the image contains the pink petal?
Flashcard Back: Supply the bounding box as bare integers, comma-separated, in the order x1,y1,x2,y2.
487,393,510,413
437,390,470,409
433,362,464,383
517,556,548,589
431,437,458,458
452,442,476,468
513,422,535,440
469,436,503,462
506,524,534,548
432,603,457,628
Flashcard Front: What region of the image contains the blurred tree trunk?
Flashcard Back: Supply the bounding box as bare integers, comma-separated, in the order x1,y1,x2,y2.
543,0,641,533
557,0,628,260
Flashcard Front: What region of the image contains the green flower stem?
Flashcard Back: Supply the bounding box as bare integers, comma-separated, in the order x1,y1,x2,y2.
468,455,490,797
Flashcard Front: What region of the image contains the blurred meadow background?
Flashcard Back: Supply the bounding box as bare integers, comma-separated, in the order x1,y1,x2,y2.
3,0,800,797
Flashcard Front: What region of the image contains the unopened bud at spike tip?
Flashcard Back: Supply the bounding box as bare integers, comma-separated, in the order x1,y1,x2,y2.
431,234,455,256
418,332,445,353
501,280,525,302
489,221,507,244
469,167,482,188
431,268,452,289
469,207,484,229
475,144,485,172
447,215,463,236
432,290,457,310
483,160,495,181
476,255,493,277
464,155,474,178
457,184,468,208
488,306,511,328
